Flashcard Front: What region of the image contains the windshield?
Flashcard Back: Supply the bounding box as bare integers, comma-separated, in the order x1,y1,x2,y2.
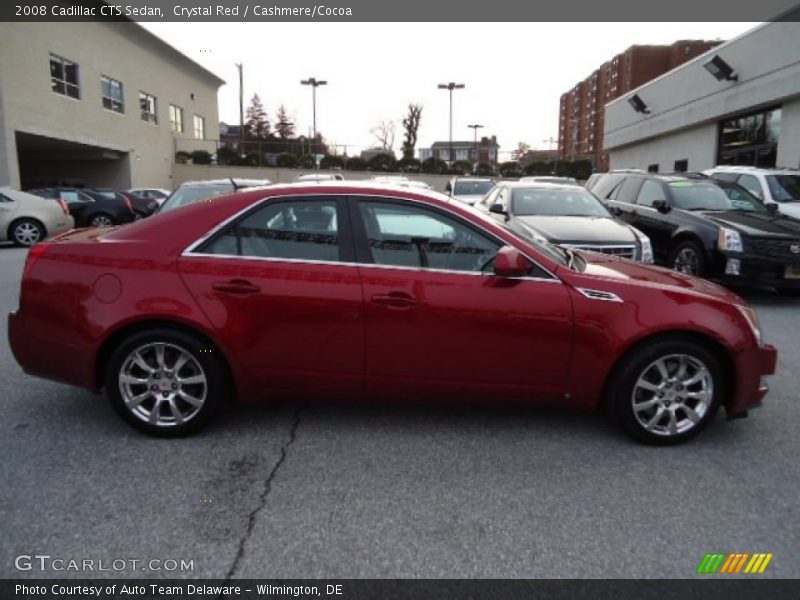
159,184,232,213
669,181,767,213
511,187,610,217
453,180,494,196
767,175,800,202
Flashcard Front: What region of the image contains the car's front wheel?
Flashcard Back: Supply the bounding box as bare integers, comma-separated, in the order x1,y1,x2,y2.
105,328,226,436
669,240,706,276
607,338,724,444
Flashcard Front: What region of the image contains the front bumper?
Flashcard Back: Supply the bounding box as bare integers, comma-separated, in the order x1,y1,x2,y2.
713,253,800,288
728,343,777,416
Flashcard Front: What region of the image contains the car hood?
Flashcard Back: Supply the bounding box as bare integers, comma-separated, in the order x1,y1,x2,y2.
702,210,800,238
515,215,636,243
452,194,483,205
574,251,744,304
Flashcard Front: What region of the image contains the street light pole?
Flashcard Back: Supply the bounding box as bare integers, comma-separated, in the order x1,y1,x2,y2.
438,82,465,167
235,62,244,152
301,77,327,159
468,124,483,173
542,136,558,174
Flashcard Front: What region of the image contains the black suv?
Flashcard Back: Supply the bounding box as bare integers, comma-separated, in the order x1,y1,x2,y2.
587,172,800,293
28,187,136,227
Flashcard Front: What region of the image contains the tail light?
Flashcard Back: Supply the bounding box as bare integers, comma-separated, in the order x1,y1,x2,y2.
57,198,70,216
123,195,134,214
23,242,52,280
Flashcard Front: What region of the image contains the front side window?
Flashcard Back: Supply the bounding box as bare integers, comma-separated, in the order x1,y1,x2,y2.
200,198,340,263
101,75,124,113
193,115,205,139
50,53,79,99
636,180,667,207
737,175,763,199
358,201,500,273
170,105,184,133
139,92,157,124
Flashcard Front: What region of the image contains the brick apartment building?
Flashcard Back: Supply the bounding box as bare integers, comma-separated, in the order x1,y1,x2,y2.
558,40,723,171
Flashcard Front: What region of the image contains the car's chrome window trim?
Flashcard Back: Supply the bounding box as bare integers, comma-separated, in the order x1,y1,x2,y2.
181,192,561,282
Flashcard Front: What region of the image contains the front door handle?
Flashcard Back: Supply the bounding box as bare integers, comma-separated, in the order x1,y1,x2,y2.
212,279,261,295
371,291,420,309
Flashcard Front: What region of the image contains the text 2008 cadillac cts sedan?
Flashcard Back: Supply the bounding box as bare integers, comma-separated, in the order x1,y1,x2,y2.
8,182,777,443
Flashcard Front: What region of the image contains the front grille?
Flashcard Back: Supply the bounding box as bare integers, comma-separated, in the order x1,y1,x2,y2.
749,238,800,262
568,244,637,260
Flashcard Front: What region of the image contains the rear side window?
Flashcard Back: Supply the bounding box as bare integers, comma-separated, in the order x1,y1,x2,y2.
199,198,341,263
591,174,624,200
0,193,13,203
711,172,738,182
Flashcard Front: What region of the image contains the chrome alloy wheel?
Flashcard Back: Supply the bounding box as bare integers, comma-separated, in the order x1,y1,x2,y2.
673,247,699,275
13,221,42,246
118,342,207,427
631,354,713,437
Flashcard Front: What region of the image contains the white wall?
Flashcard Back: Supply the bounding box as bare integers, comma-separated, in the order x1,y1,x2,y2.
609,123,718,171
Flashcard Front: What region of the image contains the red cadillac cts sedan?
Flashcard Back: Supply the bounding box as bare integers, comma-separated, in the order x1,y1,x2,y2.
8,182,777,444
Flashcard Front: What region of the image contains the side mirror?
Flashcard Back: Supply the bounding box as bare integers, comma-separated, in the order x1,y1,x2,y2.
445,183,452,193
493,246,530,278
489,203,507,216
766,203,778,214
609,205,623,216
652,199,671,214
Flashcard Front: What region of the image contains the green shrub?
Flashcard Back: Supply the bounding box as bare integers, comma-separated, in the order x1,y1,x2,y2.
367,154,398,172
296,154,316,169
190,150,212,165
499,161,522,178
344,157,366,171
175,151,192,164
276,152,298,168
421,157,447,174
320,155,344,169
451,160,473,175
397,157,421,173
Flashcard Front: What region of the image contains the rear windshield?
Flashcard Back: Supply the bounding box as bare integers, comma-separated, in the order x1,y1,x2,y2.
669,181,767,213
453,180,494,196
766,175,800,202
159,184,232,213
511,187,610,217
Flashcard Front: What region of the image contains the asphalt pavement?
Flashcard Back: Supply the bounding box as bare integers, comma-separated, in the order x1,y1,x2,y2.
1,243,798,579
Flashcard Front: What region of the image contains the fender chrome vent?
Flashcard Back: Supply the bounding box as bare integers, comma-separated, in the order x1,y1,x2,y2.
576,288,623,303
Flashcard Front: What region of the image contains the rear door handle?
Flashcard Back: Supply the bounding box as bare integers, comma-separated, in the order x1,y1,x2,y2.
212,279,261,295
371,292,420,309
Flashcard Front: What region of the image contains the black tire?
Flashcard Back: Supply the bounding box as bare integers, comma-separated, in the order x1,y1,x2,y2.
89,213,115,227
669,240,707,277
606,338,724,445
105,328,226,436
9,218,45,247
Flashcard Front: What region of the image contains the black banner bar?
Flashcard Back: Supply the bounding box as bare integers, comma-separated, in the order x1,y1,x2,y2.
2,0,800,22
2,579,800,600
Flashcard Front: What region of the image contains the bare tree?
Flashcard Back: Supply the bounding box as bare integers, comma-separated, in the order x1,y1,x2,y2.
401,104,423,160
511,141,531,162
370,120,396,151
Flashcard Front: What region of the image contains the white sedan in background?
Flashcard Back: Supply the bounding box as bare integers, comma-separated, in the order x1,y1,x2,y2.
0,187,74,246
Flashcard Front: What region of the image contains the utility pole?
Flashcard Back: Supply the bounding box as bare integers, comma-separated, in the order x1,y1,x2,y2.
235,62,244,152
542,136,558,174
438,82,465,167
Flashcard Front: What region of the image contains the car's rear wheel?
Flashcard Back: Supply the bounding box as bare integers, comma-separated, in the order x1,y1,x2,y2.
669,240,706,276
105,328,225,436
10,218,45,247
90,213,114,227
607,339,723,444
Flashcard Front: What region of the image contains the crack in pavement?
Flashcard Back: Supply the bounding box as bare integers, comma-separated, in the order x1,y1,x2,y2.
223,405,304,582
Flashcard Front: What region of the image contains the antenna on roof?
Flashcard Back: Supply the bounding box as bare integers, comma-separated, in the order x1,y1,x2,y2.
230,177,242,191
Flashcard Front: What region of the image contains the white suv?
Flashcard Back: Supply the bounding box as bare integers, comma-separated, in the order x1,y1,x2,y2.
704,166,800,218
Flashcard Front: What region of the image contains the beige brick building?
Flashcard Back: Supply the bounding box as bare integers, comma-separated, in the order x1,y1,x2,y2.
0,21,223,190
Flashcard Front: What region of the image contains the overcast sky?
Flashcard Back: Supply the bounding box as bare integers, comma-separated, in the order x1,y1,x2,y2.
142,22,757,160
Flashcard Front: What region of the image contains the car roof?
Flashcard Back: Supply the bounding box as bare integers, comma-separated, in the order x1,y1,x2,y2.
498,181,587,190
705,165,799,174
239,180,450,201
177,178,271,187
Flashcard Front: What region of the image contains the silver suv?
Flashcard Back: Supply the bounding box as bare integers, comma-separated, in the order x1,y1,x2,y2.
704,166,800,218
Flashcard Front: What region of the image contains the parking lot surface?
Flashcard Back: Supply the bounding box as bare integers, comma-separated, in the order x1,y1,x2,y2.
1,243,798,578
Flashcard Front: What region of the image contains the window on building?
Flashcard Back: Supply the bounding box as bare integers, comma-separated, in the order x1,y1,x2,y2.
193,115,205,139
139,92,157,124
101,76,123,113
50,53,80,99
674,159,689,172
169,105,184,133
647,164,659,173
718,106,781,167
455,149,469,161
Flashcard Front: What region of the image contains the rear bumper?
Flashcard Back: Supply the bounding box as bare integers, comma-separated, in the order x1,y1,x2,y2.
728,343,777,416
8,310,97,391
